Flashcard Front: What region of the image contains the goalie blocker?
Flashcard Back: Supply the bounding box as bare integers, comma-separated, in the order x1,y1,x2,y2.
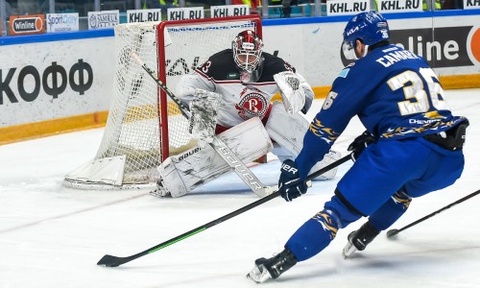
188,88,221,147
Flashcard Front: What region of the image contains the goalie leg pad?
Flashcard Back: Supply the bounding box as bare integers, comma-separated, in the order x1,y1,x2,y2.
266,102,340,180
265,101,307,161
309,150,341,181
155,117,273,198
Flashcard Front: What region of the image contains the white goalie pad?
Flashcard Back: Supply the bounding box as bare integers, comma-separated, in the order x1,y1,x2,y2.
309,150,341,181
266,102,340,180
154,117,273,198
265,102,307,159
274,71,311,114
188,89,222,147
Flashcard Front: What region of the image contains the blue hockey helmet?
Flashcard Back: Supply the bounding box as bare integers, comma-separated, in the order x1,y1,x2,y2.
342,11,390,60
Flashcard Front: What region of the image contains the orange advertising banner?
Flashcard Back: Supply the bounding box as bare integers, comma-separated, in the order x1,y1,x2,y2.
9,14,46,36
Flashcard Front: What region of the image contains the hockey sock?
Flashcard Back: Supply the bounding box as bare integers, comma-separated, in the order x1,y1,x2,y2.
369,190,412,230
285,210,339,261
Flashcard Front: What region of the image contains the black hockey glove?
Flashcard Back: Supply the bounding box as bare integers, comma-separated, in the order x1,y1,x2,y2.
278,159,308,202
348,131,376,161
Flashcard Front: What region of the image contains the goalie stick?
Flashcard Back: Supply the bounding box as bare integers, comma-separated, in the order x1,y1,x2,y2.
130,52,274,198
386,188,480,238
96,153,352,267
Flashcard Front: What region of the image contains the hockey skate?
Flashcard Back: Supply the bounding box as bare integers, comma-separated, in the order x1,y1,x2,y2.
149,178,171,198
246,249,297,283
343,222,380,258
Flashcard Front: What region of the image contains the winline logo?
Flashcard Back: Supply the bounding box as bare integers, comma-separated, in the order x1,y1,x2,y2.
9,14,45,36
340,26,480,68
468,26,480,65
389,26,480,68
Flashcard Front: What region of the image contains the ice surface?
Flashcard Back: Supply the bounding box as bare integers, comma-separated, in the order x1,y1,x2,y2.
1,89,479,288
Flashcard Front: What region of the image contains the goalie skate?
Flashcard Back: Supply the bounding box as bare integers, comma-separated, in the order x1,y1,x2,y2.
150,178,170,198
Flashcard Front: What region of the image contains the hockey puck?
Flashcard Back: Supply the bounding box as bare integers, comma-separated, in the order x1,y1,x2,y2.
386,229,399,238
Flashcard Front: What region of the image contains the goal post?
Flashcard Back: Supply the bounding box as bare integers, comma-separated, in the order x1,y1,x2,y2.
63,15,262,189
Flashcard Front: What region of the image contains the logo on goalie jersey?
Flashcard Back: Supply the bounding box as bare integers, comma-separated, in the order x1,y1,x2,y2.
235,91,269,120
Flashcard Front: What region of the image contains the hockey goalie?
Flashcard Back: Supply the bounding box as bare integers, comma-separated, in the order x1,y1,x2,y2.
153,30,340,198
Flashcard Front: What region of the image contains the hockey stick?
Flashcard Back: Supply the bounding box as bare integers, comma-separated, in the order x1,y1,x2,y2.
130,52,273,197
386,188,480,238
96,153,351,267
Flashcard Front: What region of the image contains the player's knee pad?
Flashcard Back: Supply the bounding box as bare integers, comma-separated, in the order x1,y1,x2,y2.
324,193,363,228
156,117,273,198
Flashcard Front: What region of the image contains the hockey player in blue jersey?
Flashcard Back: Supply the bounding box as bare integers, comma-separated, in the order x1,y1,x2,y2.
247,11,469,283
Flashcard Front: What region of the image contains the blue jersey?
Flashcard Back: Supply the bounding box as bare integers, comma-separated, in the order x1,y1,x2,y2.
296,44,466,180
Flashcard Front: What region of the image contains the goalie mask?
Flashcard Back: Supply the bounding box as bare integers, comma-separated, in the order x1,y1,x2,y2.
342,11,390,60
232,30,264,75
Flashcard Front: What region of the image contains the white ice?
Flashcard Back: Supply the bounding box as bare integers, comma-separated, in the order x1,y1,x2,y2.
1,89,479,288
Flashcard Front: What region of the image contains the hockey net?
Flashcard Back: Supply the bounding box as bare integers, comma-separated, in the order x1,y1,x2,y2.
64,15,262,189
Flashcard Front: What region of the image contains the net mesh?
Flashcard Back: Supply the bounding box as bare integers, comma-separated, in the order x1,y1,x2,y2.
97,22,162,184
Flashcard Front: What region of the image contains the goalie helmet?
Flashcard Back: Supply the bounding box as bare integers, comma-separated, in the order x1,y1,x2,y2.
342,11,390,60
232,30,264,73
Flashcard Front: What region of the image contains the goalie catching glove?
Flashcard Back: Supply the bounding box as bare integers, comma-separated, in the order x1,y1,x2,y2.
188,89,222,147
274,71,313,114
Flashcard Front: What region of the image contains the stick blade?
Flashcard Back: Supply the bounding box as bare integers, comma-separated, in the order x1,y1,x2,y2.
386,229,399,239
97,254,129,267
